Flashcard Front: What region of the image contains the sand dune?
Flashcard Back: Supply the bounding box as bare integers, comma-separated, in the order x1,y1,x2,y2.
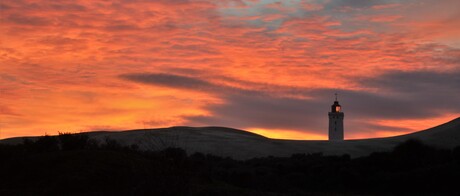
2,117,459,159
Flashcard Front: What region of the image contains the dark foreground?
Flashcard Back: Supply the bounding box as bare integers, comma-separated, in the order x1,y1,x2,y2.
1,133,460,196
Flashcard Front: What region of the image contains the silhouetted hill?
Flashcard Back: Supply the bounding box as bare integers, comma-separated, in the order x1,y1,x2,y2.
1,117,459,159
397,117,460,146
1,124,460,195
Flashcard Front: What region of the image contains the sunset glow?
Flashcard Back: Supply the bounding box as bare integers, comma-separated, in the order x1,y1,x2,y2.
0,0,459,139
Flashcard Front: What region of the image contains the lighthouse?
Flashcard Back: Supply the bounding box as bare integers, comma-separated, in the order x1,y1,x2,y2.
328,93,344,141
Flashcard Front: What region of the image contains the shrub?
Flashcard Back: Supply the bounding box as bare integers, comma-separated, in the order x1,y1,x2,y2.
58,132,91,151
24,135,59,153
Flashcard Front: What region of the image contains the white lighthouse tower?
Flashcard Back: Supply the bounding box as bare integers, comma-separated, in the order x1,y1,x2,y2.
328,93,344,141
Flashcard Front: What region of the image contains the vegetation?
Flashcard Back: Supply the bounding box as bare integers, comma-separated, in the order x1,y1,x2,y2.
0,133,459,195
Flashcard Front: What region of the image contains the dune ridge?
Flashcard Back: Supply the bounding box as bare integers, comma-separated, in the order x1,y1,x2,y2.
1,117,459,159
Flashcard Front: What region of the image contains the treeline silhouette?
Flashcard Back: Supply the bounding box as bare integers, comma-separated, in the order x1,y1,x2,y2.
1,133,460,195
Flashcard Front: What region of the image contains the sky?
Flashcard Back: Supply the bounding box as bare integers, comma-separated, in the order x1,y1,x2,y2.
0,0,459,140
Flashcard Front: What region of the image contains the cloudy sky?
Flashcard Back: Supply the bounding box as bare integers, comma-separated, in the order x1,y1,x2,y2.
1,0,459,139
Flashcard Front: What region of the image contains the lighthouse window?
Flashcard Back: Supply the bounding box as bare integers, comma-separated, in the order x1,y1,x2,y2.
335,106,341,112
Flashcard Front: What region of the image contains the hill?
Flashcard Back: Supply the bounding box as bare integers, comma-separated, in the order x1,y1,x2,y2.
1,117,459,159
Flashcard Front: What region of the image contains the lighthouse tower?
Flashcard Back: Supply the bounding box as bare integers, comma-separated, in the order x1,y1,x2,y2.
328,93,344,141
